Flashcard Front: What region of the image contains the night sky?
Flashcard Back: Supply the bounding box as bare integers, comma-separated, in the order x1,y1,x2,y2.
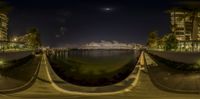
5,0,179,47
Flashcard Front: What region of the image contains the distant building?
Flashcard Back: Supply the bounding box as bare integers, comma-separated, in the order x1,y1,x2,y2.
168,8,200,51
11,33,31,43
0,13,8,41
10,33,31,49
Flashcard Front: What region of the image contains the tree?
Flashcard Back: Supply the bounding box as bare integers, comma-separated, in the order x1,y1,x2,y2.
147,31,158,49
26,27,41,49
157,37,165,49
165,34,178,51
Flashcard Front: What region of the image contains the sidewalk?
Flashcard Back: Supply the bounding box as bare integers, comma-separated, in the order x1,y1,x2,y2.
0,51,32,61
0,55,41,93
144,52,200,93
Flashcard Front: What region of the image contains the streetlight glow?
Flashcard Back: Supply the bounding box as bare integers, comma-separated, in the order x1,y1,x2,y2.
13,38,17,42
0,60,5,65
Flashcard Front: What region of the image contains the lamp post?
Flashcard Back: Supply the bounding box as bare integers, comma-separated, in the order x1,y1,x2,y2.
12,37,18,51
13,37,17,42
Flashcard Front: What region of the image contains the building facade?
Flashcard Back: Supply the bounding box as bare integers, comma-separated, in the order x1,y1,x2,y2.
0,13,8,41
169,8,200,51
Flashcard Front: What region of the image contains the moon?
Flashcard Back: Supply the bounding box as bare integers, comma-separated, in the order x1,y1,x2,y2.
104,8,112,11
101,7,114,12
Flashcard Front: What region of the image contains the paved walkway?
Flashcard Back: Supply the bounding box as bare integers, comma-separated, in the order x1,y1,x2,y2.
145,52,200,93
4,72,200,99
0,55,41,93
5,55,69,98
148,50,200,64
0,51,32,61
1,53,200,99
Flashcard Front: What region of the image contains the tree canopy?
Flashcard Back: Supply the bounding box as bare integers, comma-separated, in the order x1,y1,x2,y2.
165,34,178,51
26,27,41,49
147,31,158,49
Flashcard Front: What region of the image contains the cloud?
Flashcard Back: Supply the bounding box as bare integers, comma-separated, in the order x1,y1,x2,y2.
60,26,68,35
56,34,60,38
56,10,72,23
58,10,72,17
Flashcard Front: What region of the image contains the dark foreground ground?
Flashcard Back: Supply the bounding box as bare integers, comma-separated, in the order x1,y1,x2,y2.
1,51,200,99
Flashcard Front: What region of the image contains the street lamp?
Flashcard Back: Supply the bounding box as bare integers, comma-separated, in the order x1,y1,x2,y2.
13,37,17,42
12,37,18,51
0,60,4,65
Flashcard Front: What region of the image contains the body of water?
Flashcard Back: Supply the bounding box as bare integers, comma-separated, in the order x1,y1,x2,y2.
48,49,141,86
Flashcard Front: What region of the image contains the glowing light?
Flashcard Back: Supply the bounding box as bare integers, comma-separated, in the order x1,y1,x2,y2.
105,8,112,11
101,7,115,12
13,37,17,42
0,60,4,65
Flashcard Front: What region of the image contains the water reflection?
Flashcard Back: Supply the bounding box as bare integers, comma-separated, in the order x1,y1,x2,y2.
48,49,141,86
